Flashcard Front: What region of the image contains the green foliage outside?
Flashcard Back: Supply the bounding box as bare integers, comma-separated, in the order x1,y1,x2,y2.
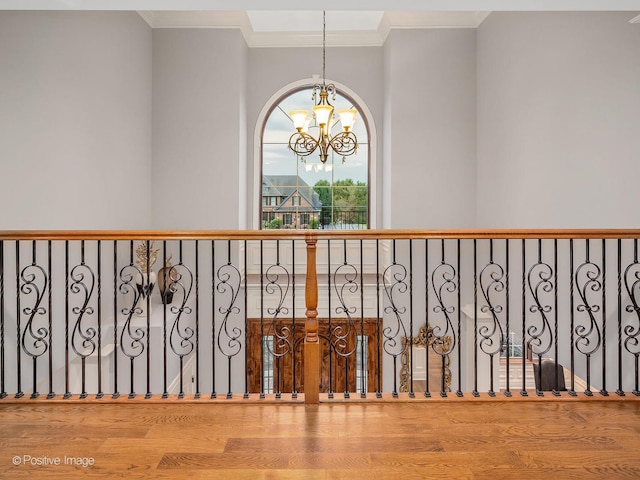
314,178,368,227
264,217,282,229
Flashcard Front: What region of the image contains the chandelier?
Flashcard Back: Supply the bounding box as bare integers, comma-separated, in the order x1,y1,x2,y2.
288,11,358,164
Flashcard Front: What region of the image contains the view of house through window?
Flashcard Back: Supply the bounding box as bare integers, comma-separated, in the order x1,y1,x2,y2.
261,87,369,229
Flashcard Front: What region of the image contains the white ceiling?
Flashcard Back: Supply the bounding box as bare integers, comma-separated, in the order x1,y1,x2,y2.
2,0,639,47
1,0,639,10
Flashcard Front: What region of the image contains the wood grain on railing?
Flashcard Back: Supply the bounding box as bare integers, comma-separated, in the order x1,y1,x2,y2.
3,228,640,241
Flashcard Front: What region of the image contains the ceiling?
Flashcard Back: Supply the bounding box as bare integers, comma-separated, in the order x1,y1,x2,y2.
1,0,639,47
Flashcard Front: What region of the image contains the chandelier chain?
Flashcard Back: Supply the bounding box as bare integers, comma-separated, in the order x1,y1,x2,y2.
322,10,326,85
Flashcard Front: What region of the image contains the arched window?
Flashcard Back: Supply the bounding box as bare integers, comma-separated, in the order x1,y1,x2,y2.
260,86,370,230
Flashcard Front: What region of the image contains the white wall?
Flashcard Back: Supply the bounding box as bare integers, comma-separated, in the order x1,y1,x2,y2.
384,28,477,229
477,12,640,228
0,12,152,229
152,28,248,230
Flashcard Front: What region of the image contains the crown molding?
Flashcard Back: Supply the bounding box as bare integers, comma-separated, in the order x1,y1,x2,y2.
137,10,490,47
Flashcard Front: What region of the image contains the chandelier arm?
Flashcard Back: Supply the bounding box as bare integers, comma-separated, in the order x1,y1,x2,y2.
327,132,358,157
289,132,320,157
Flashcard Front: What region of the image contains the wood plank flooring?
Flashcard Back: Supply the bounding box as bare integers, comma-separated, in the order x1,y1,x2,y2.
1,398,640,479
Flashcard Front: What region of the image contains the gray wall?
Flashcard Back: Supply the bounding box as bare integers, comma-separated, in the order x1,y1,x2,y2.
152,28,248,230
477,12,640,228
384,29,477,229
0,12,152,229
3,11,640,231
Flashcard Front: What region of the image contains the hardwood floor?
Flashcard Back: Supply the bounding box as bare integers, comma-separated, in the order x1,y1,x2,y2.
1,398,640,479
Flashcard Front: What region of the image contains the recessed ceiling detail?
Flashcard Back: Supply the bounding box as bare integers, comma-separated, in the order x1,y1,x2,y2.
137,11,491,47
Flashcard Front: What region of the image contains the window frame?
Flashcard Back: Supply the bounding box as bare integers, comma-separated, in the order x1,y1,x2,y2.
253,78,376,230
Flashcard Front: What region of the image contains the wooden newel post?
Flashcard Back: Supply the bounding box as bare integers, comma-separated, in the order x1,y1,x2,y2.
304,233,320,405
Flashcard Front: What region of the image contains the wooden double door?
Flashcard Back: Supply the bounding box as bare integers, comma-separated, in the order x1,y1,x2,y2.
247,318,380,395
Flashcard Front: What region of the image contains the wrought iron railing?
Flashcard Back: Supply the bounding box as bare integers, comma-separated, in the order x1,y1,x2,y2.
1,229,639,404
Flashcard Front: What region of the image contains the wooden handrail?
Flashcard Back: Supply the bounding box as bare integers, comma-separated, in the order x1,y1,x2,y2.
2,228,640,241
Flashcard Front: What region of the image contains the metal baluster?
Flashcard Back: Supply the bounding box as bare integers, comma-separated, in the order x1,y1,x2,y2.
195,240,200,399
70,239,98,400
211,240,216,399
162,241,168,399
47,241,53,398
456,239,463,397
424,239,430,398
244,240,248,399
409,240,414,398
360,239,365,398
292,239,297,399
375,239,382,399
479,238,505,398
15,240,22,398
552,239,560,397
0,241,5,399
505,239,511,397
631,239,640,396
64,241,70,398
616,239,624,396
328,239,333,399
145,240,151,399
21,241,49,399
569,239,576,396
472,239,478,397
259,240,264,398
521,239,527,397
601,239,608,396
112,241,119,399
96,240,103,399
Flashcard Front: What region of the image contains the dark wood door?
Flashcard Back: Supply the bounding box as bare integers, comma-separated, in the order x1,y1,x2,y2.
247,318,380,395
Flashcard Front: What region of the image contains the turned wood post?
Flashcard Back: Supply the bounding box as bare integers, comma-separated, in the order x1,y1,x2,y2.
304,233,320,404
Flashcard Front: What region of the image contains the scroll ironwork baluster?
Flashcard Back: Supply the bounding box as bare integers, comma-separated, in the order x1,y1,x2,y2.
217,240,242,399
430,239,457,397
331,239,358,399
118,241,145,399
20,241,50,399
264,240,293,399
478,239,505,397
383,240,408,398
574,239,603,396
168,241,195,399
70,240,97,399
623,238,640,396
526,239,554,397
